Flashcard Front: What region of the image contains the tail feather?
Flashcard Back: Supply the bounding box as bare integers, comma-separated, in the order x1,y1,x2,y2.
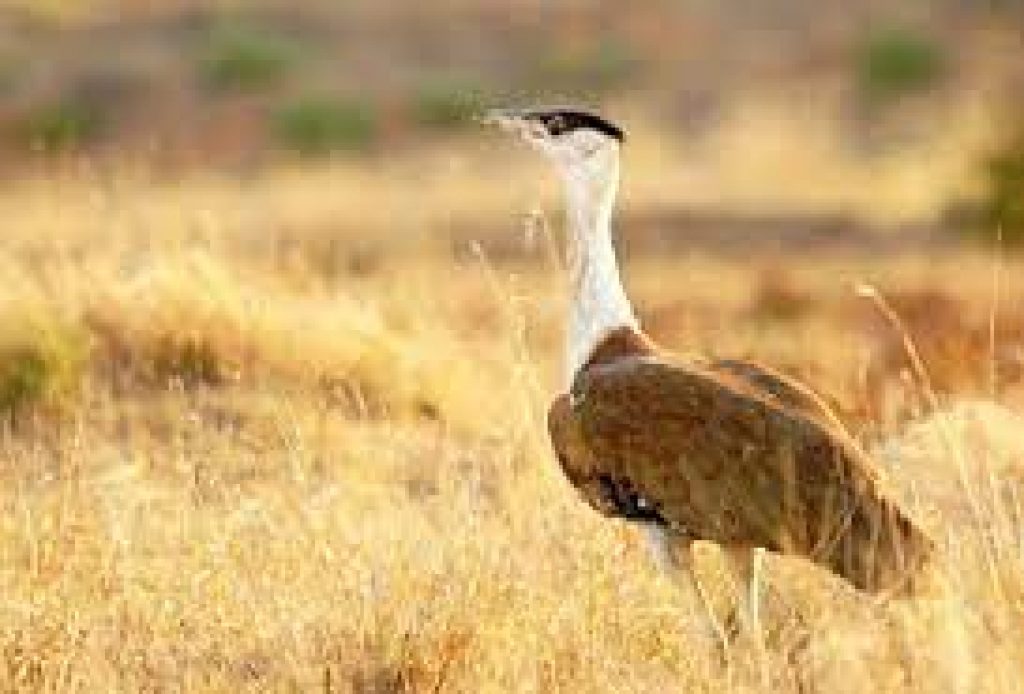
816,496,935,595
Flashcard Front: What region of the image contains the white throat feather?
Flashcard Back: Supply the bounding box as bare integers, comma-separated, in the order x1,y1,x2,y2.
561,146,638,386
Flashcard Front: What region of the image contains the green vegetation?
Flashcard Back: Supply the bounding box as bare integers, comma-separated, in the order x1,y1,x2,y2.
18,99,105,152
272,96,378,156
0,319,86,418
978,128,1024,244
0,57,17,94
856,28,947,104
199,25,300,92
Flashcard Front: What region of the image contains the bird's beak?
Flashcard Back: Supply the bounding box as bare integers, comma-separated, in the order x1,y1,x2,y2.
481,108,544,144
480,108,522,130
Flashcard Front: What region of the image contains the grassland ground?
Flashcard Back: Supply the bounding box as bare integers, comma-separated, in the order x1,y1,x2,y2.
1,149,1024,692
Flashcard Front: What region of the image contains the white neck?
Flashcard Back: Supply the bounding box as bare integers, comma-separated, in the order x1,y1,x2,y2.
561,153,638,385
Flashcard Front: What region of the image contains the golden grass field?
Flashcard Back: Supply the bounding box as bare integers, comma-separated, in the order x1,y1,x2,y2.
2,110,1024,693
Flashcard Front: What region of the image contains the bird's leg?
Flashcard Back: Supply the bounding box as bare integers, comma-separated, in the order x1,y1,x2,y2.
722,546,765,635
722,545,814,671
750,548,766,633
724,546,773,687
643,526,732,656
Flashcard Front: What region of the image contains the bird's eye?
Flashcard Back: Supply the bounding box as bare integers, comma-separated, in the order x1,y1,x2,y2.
548,116,564,133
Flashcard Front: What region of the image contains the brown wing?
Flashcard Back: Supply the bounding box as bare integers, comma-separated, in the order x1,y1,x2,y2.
549,390,673,526
708,358,848,434
549,391,620,518
550,355,933,592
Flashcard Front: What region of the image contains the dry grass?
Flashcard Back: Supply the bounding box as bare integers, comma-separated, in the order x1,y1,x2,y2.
2,145,1024,693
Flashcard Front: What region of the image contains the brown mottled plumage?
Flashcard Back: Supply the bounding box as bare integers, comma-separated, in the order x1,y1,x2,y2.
549,327,933,593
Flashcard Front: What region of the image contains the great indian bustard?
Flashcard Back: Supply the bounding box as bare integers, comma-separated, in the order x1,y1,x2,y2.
483,107,935,625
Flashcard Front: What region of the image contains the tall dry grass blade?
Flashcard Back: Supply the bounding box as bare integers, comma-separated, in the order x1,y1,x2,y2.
528,206,566,277
468,241,546,462
977,231,1012,579
854,283,940,414
855,283,1009,602
978,235,1018,595
988,226,1004,400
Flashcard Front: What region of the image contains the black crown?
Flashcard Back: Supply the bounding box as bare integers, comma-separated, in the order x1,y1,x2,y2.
525,108,625,142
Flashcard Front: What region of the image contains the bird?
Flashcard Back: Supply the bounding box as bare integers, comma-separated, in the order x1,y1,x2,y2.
483,107,935,623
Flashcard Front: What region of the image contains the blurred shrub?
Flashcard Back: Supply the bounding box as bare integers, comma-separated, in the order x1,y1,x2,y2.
151,333,229,387
856,28,946,104
748,271,813,321
0,58,17,95
73,63,146,106
18,99,105,152
0,319,87,418
411,81,484,131
531,40,640,92
199,25,299,92
272,97,378,156
974,128,1024,245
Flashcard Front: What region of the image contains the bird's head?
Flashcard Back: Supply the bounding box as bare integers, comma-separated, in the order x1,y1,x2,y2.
483,107,624,193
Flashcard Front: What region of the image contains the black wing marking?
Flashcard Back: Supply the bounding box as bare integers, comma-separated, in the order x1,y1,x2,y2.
597,474,670,526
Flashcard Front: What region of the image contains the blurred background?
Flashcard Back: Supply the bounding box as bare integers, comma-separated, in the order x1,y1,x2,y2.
1,0,1023,227
2,0,1021,412
4,2,1024,691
